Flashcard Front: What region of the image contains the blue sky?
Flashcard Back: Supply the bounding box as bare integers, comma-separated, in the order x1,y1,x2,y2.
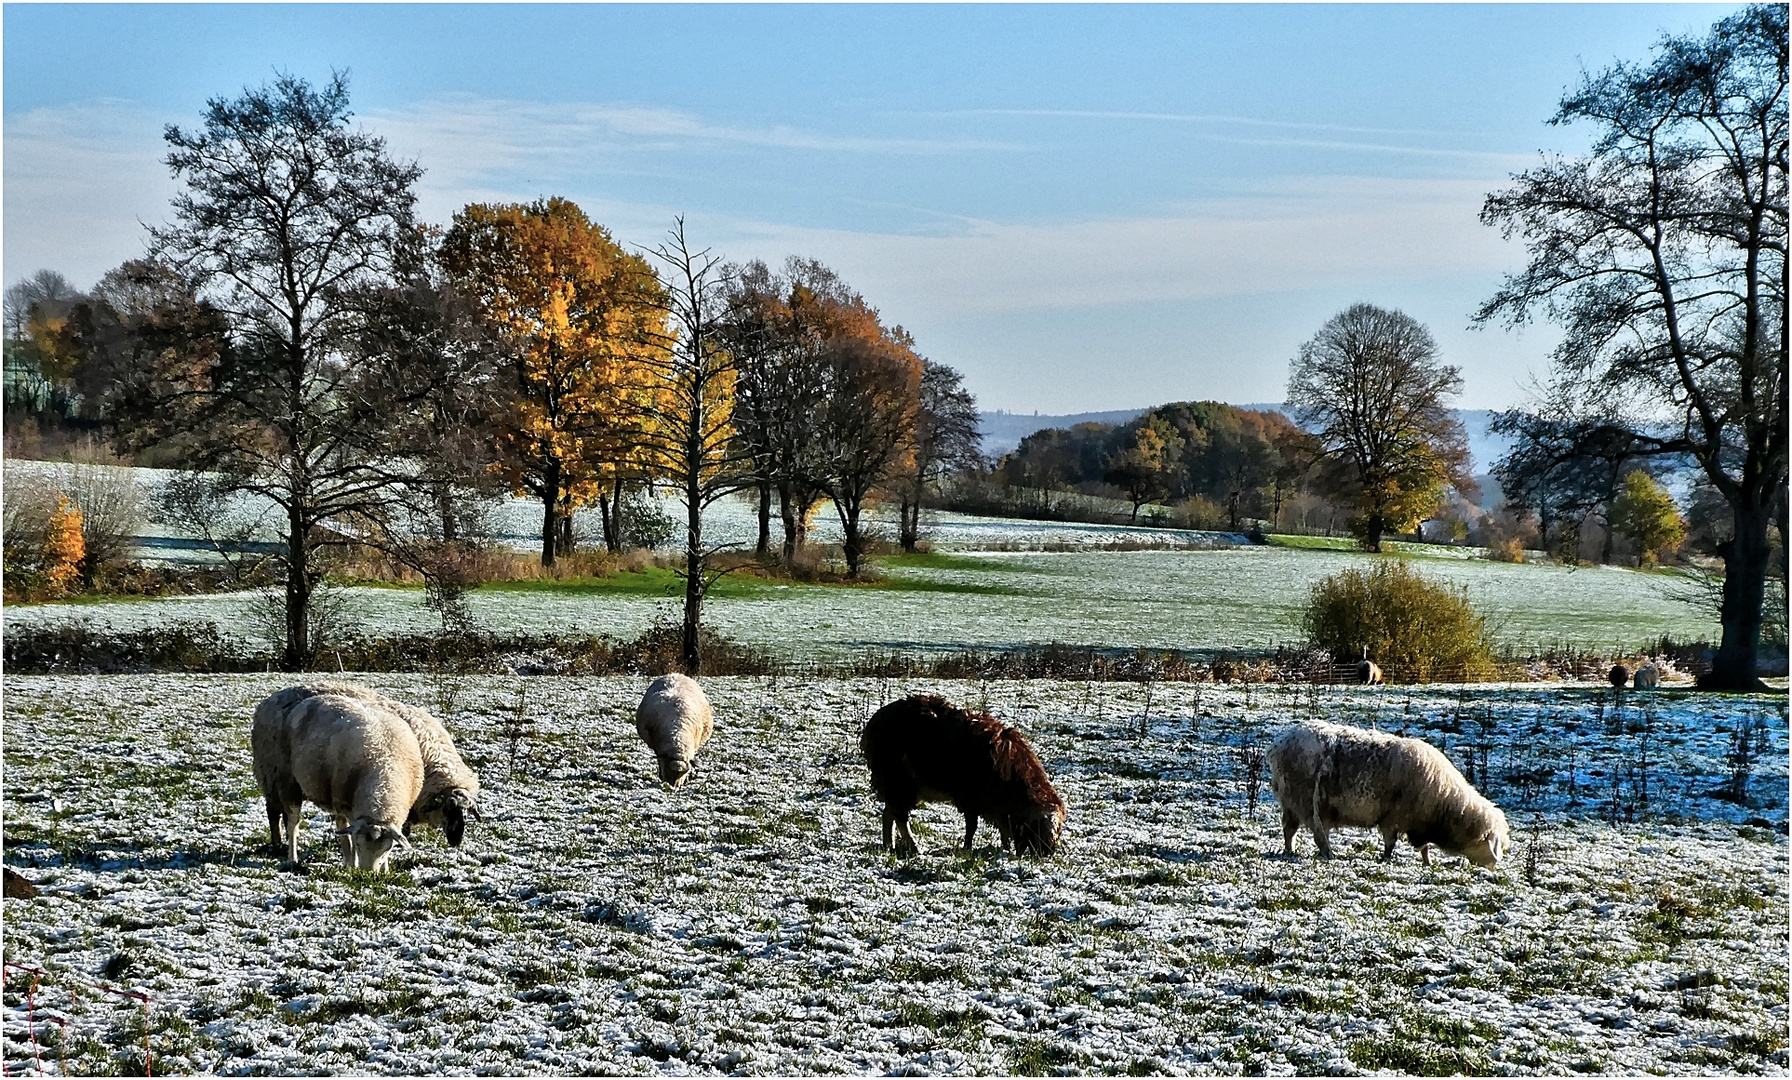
3,4,1741,414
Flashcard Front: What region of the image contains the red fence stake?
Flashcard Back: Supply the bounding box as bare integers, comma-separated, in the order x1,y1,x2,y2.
5,965,155,1078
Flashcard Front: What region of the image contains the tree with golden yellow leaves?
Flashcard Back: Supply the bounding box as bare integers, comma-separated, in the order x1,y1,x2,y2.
442,197,665,566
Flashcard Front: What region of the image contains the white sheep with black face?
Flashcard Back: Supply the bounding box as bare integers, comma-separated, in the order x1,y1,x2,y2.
1269,719,1509,868
251,690,423,872
263,682,483,848
635,674,714,787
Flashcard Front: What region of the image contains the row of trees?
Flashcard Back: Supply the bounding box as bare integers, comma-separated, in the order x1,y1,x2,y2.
6,74,982,672
993,401,1317,530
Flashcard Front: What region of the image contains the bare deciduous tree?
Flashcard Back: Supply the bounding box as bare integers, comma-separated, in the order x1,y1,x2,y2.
1477,5,1787,689
895,359,982,552
1286,303,1471,552
636,221,755,674
144,72,423,669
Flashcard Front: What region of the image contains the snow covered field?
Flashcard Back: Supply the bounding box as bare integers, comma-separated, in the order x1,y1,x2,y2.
4,675,1785,1075
3,547,1714,661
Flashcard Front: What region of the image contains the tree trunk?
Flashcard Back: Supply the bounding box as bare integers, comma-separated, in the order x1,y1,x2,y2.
283,512,312,671
1702,503,1772,690
537,454,561,567
779,482,799,563
899,491,920,553
1228,490,1241,532
438,487,458,545
1364,514,1385,553
540,497,557,567
683,448,704,676
598,490,618,553
837,494,864,578
556,493,575,557
756,480,771,559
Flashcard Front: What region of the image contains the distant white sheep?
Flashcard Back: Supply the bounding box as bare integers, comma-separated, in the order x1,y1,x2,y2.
635,674,714,787
1633,662,1661,689
251,690,422,871
1269,719,1508,867
268,682,483,847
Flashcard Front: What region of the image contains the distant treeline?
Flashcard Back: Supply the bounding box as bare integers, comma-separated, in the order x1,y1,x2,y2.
975,400,1327,532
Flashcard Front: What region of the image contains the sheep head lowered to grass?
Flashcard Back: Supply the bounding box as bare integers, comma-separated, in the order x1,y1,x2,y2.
635,674,714,787
1269,719,1508,868
861,694,1066,857
251,690,422,872
259,682,482,847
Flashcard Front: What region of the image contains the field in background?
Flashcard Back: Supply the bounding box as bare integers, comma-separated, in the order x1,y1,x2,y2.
2,675,1785,1075
3,544,1718,664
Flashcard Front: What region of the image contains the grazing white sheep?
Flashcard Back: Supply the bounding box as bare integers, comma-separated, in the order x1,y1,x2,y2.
268,682,482,847
1269,719,1508,867
251,690,423,871
635,674,714,787
1633,662,1662,689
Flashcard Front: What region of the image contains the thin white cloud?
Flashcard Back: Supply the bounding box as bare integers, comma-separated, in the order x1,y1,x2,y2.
692,177,1516,323
3,102,175,288
949,108,1528,163
366,94,1025,172
961,107,1472,139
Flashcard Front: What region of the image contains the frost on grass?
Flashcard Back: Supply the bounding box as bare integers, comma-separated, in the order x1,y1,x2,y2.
3,676,1786,1075
3,547,1715,660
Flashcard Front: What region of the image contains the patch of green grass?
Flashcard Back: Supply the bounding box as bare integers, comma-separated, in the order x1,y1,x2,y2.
885,957,963,983
1008,1035,1083,1075
477,560,1024,598
869,575,1027,597
1267,534,1358,551
1348,1010,1497,1076
479,567,771,599
1728,1028,1788,1059
1256,889,1326,912
882,1002,988,1051
881,552,1018,573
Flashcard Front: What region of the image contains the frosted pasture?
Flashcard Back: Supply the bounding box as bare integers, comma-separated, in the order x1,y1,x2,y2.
1,459,1242,560
3,547,1714,660
4,675,1785,1075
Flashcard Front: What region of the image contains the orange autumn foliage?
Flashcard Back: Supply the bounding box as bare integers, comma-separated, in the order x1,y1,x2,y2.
442,198,667,564
42,495,85,594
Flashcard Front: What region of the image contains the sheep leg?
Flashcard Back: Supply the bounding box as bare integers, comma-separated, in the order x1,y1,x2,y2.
1380,829,1399,862
997,821,1014,852
892,812,920,857
881,808,895,852
1420,845,1431,867
335,815,354,866
1310,825,1333,859
962,813,978,852
1281,809,1300,856
283,802,303,865
265,796,285,854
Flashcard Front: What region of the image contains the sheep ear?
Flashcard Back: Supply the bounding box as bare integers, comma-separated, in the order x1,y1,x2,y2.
390,829,413,850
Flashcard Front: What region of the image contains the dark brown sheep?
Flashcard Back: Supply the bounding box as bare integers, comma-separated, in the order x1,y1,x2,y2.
860,695,1066,856
1608,663,1631,688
